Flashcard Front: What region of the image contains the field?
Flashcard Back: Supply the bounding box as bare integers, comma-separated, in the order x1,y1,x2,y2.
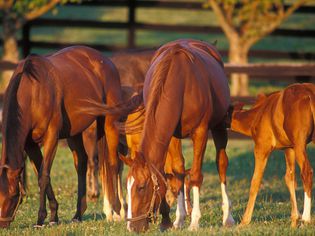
1,140,315,235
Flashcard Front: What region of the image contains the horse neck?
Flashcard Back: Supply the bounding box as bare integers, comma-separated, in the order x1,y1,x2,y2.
231,107,261,137
140,120,172,172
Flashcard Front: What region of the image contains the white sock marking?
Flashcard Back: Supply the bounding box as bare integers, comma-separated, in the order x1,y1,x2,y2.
221,183,235,226
302,192,311,222
189,186,201,231
127,176,135,231
173,189,186,228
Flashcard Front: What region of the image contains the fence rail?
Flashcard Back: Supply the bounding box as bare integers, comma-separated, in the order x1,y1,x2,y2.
11,1,315,59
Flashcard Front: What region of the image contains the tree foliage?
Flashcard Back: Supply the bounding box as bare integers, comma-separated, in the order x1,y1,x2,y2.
205,0,309,96
0,0,80,28
206,0,309,49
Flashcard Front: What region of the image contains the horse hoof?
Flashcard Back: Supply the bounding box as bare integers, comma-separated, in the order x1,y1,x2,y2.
72,218,81,223
188,224,199,231
33,224,45,229
49,221,58,226
223,215,235,227
160,221,173,232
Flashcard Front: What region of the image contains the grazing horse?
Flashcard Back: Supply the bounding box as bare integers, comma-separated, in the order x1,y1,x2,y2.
122,39,234,232
229,83,315,227
121,109,191,227
0,46,123,227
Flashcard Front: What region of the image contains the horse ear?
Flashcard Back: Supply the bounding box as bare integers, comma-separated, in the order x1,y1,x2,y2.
119,153,134,167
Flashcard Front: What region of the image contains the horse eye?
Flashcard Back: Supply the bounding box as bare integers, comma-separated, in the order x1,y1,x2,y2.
137,184,146,192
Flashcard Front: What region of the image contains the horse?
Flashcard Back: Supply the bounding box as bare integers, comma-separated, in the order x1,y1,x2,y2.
0,46,124,228
121,108,193,227
82,49,154,218
120,39,235,232
229,83,315,227
83,49,191,222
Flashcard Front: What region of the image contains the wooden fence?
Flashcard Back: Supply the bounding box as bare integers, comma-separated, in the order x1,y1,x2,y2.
1,0,315,138
12,0,315,60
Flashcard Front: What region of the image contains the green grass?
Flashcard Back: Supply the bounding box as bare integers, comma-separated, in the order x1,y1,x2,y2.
1,140,315,235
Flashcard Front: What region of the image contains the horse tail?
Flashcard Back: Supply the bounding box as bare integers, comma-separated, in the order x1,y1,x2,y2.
78,92,143,118
309,94,315,143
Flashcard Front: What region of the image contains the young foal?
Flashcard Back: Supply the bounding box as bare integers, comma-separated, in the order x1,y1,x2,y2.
124,39,234,232
0,46,123,227
230,83,315,227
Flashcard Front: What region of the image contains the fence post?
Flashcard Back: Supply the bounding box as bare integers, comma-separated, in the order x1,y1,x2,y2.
128,0,136,48
22,23,31,58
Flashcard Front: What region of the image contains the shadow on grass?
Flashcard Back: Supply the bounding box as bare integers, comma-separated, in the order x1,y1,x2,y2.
200,145,315,224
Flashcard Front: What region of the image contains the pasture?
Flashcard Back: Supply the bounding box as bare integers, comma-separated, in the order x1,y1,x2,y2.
1,140,314,235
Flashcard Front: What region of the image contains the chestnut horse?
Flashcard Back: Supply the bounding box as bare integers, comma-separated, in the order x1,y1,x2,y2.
121,109,190,228
229,83,315,227
82,50,154,219
0,46,123,227
122,39,234,232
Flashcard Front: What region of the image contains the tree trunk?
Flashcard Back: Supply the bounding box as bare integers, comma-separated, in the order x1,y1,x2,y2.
2,13,19,92
229,40,249,96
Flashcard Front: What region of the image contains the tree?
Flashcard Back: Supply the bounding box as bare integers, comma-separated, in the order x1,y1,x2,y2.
206,0,309,96
0,0,74,91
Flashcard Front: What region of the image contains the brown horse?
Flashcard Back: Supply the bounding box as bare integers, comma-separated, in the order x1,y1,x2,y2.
229,83,315,227
122,109,192,228
82,49,154,218
0,46,124,228
120,39,234,232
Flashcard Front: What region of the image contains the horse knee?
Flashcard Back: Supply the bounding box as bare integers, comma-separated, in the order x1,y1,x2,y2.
301,164,313,194
189,173,203,188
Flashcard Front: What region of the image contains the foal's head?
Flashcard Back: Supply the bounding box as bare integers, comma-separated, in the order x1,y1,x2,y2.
121,153,167,233
0,166,24,228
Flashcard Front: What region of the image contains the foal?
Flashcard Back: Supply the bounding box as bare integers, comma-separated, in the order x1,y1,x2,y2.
230,83,314,227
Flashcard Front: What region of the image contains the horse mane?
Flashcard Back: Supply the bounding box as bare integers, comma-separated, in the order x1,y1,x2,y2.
146,44,195,126
1,71,23,169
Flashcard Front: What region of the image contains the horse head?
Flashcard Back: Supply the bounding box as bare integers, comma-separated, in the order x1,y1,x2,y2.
0,165,24,228
120,153,167,233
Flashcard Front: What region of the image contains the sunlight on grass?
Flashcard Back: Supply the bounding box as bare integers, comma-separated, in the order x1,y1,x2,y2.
1,140,314,235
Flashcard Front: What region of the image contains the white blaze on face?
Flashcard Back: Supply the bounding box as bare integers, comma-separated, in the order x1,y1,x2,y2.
302,192,312,222
127,176,135,231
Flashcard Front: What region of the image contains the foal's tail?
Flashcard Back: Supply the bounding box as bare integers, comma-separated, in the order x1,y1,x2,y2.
78,92,144,118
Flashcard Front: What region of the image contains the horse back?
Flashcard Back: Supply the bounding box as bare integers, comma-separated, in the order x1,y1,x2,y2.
47,46,122,136
251,83,315,147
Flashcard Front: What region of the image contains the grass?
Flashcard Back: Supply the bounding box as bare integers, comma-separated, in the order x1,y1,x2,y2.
1,140,315,235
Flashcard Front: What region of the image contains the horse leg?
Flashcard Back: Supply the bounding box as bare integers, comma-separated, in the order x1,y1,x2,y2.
67,134,88,222
284,148,300,227
83,125,100,201
240,146,270,226
184,171,192,216
117,160,126,219
294,145,313,223
159,197,172,232
173,185,186,229
35,131,58,226
166,138,186,229
25,140,59,225
188,124,208,231
211,127,235,227
98,116,122,221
